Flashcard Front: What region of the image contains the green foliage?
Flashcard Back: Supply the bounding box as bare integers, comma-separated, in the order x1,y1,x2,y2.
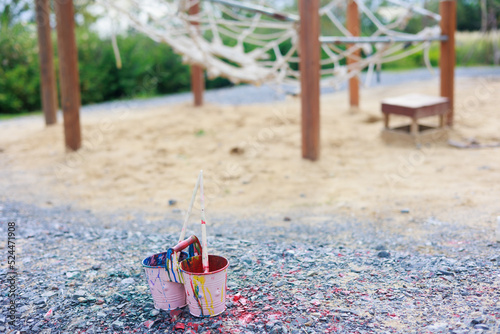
1,0,500,115
455,31,500,65
77,30,231,106
378,46,438,70
425,0,500,32
0,0,30,27
0,24,231,114
456,0,482,31
380,32,500,70
0,23,41,113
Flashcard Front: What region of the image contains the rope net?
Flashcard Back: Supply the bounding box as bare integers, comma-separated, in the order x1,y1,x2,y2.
98,0,441,89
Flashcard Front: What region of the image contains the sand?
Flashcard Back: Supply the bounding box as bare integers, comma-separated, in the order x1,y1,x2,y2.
1,76,499,233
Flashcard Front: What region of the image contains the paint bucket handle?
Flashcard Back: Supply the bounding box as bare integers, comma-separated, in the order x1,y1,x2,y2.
173,235,202,255
165,236,202,282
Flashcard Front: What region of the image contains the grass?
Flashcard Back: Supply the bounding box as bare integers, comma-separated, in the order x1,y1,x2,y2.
0,111,42,120
455,31,500,66
382,31,500,70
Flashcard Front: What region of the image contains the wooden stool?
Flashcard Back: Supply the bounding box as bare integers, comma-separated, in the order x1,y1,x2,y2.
381,94,450,143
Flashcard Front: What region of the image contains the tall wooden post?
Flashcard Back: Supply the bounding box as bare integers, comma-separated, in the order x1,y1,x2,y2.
440,0,456,126
55,0,81,151
347,0,360,108
35,0,58,125
189,2,204,107
299,0,321,161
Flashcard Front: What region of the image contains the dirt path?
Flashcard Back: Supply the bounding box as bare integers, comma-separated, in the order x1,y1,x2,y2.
0,75,499,234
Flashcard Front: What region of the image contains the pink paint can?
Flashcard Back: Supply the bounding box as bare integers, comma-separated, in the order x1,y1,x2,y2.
180,255,229,317
142,253,187,310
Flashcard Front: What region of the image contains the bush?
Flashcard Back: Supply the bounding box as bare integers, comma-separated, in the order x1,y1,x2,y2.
455,31,500,65
0,24,231,114
381,32,500,70
77,30,231,106
0,24,41,113
1,23,498,114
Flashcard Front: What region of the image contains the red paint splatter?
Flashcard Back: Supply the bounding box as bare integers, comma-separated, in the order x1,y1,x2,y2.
144,320,156,329
238,313,254,324
170,309,182,317
187,322,200,331
268,312,283,321
44,309,53,320
174,322,185,330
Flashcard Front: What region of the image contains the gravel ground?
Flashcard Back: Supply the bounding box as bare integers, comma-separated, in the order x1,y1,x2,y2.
80,67,500,111
1,200,499,333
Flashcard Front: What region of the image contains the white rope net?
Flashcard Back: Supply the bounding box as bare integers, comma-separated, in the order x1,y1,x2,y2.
98,0,441,89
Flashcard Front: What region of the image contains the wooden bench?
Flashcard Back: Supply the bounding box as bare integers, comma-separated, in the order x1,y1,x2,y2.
381,94,450,142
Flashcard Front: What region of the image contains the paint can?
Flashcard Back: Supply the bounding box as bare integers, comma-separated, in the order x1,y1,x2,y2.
180,255,229,317
142,252,187,310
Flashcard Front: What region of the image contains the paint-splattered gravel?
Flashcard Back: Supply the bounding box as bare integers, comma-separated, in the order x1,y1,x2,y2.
0,201,499,333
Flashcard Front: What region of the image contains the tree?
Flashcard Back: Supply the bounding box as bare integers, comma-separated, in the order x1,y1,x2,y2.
0,0,30,28
481,0,488,32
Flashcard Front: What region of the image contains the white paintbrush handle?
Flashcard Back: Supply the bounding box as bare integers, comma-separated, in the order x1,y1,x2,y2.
179,171,202,244
200,170,209,273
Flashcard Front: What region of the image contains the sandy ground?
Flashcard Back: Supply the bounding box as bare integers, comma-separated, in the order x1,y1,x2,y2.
1,76,499,233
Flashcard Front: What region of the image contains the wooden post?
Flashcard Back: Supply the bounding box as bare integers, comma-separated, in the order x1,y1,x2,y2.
347,0,360,108
189,2,204,107
440,0,456,126
299,0,321,161
55,0,81,151
191,65,204,107
35,0,58,125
